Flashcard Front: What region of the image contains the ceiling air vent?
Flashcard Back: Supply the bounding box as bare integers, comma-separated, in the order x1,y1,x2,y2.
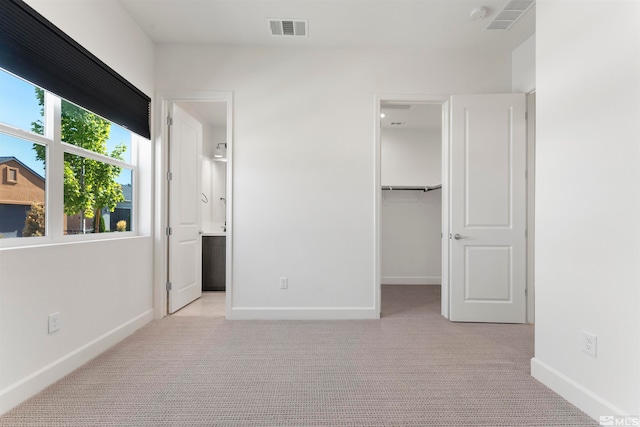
486,0,535,30
269,19,308,37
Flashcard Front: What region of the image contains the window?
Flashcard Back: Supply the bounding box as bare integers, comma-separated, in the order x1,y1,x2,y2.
0,67,139,242
0,68,45,136
58,101,135,235
7,167,18,183
62,153,133,235
0,74,47,239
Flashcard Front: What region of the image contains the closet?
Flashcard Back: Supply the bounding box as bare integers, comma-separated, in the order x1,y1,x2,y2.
380,103,442,286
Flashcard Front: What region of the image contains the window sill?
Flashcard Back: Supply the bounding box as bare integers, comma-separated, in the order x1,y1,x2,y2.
0,232,149,251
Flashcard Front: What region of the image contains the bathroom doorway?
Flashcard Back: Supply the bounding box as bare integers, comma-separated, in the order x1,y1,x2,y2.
157,92,233,319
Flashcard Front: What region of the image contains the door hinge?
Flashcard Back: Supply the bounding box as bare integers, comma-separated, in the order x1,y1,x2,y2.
166,227,172,236
525,288,528,297
525,112,528,121
166,171,173,181
167,116,173,126
525,229,528,238
166,282,172,291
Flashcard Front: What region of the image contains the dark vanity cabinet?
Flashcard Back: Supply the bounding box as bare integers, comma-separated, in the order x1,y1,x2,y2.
202,236,226,291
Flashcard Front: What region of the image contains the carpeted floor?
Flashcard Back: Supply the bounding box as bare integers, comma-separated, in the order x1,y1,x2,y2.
0,286,597,426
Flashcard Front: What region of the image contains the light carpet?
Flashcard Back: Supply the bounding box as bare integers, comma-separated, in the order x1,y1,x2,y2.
0,286,596,426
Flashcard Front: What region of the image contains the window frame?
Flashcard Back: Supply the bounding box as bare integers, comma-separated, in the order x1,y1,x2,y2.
6,166,18,183
0,71,139,247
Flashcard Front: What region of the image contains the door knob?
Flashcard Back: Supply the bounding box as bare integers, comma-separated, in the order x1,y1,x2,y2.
454,233,465,240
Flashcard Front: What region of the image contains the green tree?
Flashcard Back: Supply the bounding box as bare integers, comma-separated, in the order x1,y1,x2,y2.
32,89,126,233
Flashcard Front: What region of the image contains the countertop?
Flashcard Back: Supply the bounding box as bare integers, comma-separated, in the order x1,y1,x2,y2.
201,231,226,237
201,222,226,237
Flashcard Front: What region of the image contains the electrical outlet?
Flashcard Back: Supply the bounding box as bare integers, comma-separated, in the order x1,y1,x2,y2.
48,312,61,334
582,331,597,357
280,277,288,289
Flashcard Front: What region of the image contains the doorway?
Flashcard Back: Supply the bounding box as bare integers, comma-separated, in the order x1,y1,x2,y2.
154,92,233,319
375,95,448,318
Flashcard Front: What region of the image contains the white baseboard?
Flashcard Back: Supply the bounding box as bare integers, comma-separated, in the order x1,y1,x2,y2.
382,276,441,285
0,309,154,415
229,307,378,320
530,357,628,422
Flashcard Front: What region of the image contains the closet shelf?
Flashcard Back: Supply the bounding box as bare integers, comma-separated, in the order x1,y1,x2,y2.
381,185,441,192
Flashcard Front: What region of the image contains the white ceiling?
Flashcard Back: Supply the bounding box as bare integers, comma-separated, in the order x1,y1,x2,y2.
381,103,442,130
127,1,534,131
118,0,535,53
175,101,227,128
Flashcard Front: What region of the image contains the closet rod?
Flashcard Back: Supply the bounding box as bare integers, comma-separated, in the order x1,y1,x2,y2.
381,185,442,192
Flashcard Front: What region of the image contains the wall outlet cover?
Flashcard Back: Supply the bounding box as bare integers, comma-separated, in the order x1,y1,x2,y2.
582,331,597,357
48,312,61,334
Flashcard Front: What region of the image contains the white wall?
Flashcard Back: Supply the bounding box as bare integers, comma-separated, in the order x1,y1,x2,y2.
381,190,441,284
210,126,227,228
532,0,640,420
381,129,441,186
381,128,441,284
0,0,155,414
156,45,511,318
200,125,227,232
202,154,214,226
211,160,227,227
512,34,535,93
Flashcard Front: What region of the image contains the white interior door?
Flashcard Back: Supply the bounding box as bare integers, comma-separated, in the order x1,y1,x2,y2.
449,94,526,323
168,103,202,313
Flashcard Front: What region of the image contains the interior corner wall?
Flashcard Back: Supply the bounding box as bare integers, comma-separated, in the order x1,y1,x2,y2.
511,34,536,324
512,34,535,93
532,0,640,420
1,1,155,415
155,45,511,319
22,0,154,96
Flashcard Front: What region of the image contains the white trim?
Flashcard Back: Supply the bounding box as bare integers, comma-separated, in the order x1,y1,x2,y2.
373,95,382,319
382,277,441,285
0,123,52,146
374,94,449,321
61,142,134,170
531,357,626,422
230,307,378,320
0,309,153,416
152,94,168,320
440,100,450,319
526,92,536,324
154,91,233,321
224,95,234,319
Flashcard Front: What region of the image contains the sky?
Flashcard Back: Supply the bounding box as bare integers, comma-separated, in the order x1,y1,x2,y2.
0,69,131,185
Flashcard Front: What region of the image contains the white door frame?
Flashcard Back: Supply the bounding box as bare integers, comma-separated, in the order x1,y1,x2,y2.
374,94,449,318
153,91,234,319
526,91,535,324
375,93,534,323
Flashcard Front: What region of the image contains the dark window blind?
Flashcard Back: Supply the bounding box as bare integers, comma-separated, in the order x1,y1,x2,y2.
0,0,151,139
